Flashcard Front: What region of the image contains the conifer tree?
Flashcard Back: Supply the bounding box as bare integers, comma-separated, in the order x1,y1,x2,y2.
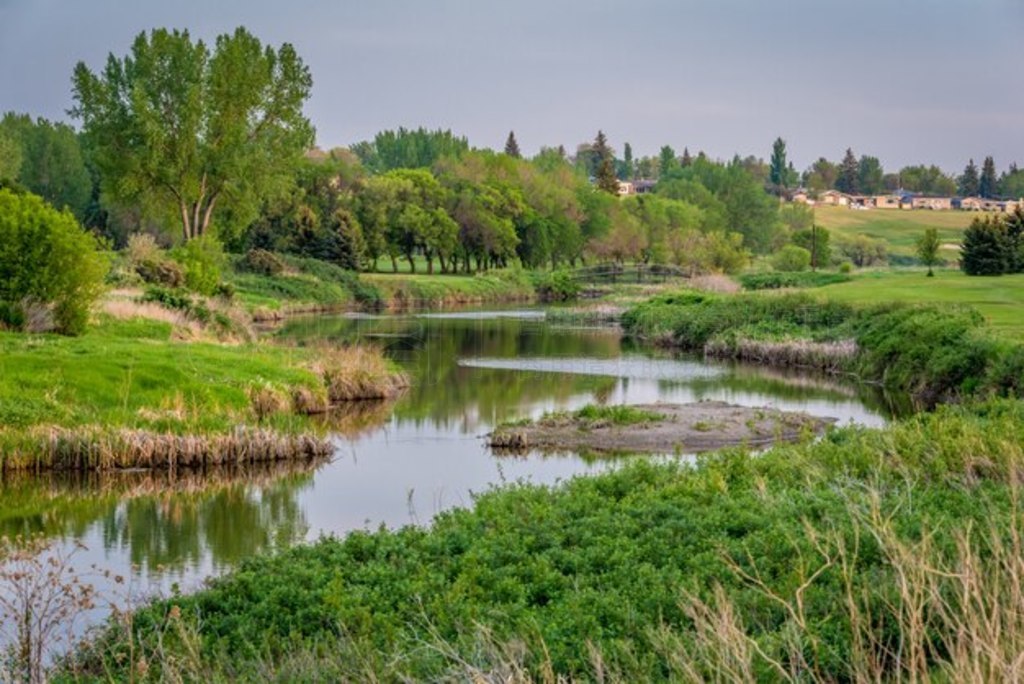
835,148,859,193
959,159,980,197
769,137,788,192
980,156,997,198
504,130,521,158
593,130,619,194
620,142,633,180
681,147,693,167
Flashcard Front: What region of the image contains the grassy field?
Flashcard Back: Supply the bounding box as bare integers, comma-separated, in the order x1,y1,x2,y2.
815,205,978,257
817,269,1024,337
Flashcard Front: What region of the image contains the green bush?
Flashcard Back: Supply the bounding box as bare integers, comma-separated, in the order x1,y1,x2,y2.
532,269,580,301
739,271,851,290
136,258,185,288
771,244,812,272
238,248,286,277
0,188,107,334
171,235,226,296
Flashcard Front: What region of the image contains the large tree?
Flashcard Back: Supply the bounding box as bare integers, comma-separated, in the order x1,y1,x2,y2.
959,159,980,197
71,27,314,242
0,129,23,181
835,148,859,194
593,131,619,194
979,156,997,199
857,155,884,195
504,131,521,159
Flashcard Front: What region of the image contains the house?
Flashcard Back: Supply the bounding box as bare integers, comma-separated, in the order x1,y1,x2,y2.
910,196,953,210
818,190,851,206
873,194,901,209
849,195,875,208
617,180,635,196
634,180,657,194
960,197,984,211
789,189,810,203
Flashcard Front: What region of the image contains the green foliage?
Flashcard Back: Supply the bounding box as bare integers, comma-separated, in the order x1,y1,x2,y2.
72,26,314,242
835,233,888,267
916,227,941,276
0,129,22,181
171,235,226,296
570,404,664,425
136,259,185,288
771,244,811,272
791,225,831,269
531,269,580,301
0,188,107,334
739,271,851,290
593,131,619,194
959,158,980,197
238,248,286,277
960,214,1019,276
351,127,469,172
78,401,1024,681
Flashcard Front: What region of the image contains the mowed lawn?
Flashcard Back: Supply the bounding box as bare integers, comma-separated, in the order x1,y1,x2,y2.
815,205,978,257
817,269,1024,337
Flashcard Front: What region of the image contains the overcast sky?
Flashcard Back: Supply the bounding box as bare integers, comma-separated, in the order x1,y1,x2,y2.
1,0,1021,173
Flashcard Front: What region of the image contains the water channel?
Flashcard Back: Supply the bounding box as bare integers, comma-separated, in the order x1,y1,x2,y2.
1,307,898,622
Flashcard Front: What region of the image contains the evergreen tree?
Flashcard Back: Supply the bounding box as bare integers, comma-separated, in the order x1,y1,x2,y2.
504,130,521,159
593,131,619,194
960,215,1010,275
681,147,693,167
959,159,980,197
769,137,788,192
835,148,859,193
980,156,997,198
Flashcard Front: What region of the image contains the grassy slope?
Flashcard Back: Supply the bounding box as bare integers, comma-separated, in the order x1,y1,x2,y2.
817,269,1024,337
815,204,976,257
0,316,320,437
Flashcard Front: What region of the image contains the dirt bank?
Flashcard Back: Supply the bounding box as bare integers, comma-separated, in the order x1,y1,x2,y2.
489,401,835,455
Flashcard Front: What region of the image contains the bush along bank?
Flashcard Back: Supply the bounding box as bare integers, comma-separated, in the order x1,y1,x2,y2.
620,291,1024,406
63,400,1024,681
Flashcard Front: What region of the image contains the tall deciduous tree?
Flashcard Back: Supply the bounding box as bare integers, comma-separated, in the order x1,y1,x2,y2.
959,159,980,197
835,148,859,194
619,142,633,180
857,155,884,195
504,131,521,158
658,145,677,179
979,156,997,199
769,137,788,192
71,27,314,242
0,129,22,182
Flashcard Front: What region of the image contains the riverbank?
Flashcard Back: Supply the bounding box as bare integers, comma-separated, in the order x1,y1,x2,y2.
621,290,1024,405
0,316,408,471
63,398,1024,681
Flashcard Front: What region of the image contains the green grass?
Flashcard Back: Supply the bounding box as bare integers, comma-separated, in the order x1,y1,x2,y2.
817,269,1024,337
0,316,320,436
571,404,665,425
364,268,535,307
815,205,976,257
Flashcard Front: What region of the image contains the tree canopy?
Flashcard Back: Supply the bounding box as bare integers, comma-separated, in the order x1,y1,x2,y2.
71,26,314,243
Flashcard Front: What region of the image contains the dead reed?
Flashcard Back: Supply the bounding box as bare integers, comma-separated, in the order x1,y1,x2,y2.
309,345,410,402
0,426,332,472
705,337,858,374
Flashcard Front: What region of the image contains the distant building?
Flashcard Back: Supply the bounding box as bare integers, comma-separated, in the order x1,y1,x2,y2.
790,190,810,203
910,196,953,211
873,194,901,209
960,197,984,211
818,190,851,206
634,180,657,194
617,180,635,196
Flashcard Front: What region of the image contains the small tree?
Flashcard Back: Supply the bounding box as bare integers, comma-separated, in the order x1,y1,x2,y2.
0,188,107,334
792,225,831,271
772,245,812,272
916,227,941,277
504,131,521,159
593,131,619,194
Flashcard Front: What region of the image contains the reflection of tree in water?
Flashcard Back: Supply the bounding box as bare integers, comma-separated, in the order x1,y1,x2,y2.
276,314,621,430
0,461,321,572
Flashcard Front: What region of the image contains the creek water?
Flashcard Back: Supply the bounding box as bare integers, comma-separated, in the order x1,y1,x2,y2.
1,308,899,637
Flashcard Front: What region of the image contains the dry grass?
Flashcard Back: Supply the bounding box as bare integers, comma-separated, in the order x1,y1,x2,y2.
310,345,410,402
0,426,332,471
689,273,742,294
705,337,858,373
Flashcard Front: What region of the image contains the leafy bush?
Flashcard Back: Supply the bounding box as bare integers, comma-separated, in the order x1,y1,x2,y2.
238,248,286,277
0,188,107,334
739,271,851,291
771,244,811,272
959,213,1022,276
171,235,226,296
136,258,185,288
835,233,888,267
532,269,580,301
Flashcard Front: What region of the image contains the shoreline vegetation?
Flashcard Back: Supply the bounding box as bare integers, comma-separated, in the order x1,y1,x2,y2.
0,315,409,472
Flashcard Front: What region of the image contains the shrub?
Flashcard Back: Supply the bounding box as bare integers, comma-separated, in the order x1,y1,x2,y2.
838,261,853,274
836,233,888,267
739,271,850,291
125,233,163,267
0,188,107,334
171,235,226,296
532,269,580,301
238,248,286,277
961,215,1011,276
136,259,185,288
770,245,812,272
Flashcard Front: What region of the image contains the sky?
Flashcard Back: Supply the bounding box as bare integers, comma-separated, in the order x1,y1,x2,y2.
1,0,1022,174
